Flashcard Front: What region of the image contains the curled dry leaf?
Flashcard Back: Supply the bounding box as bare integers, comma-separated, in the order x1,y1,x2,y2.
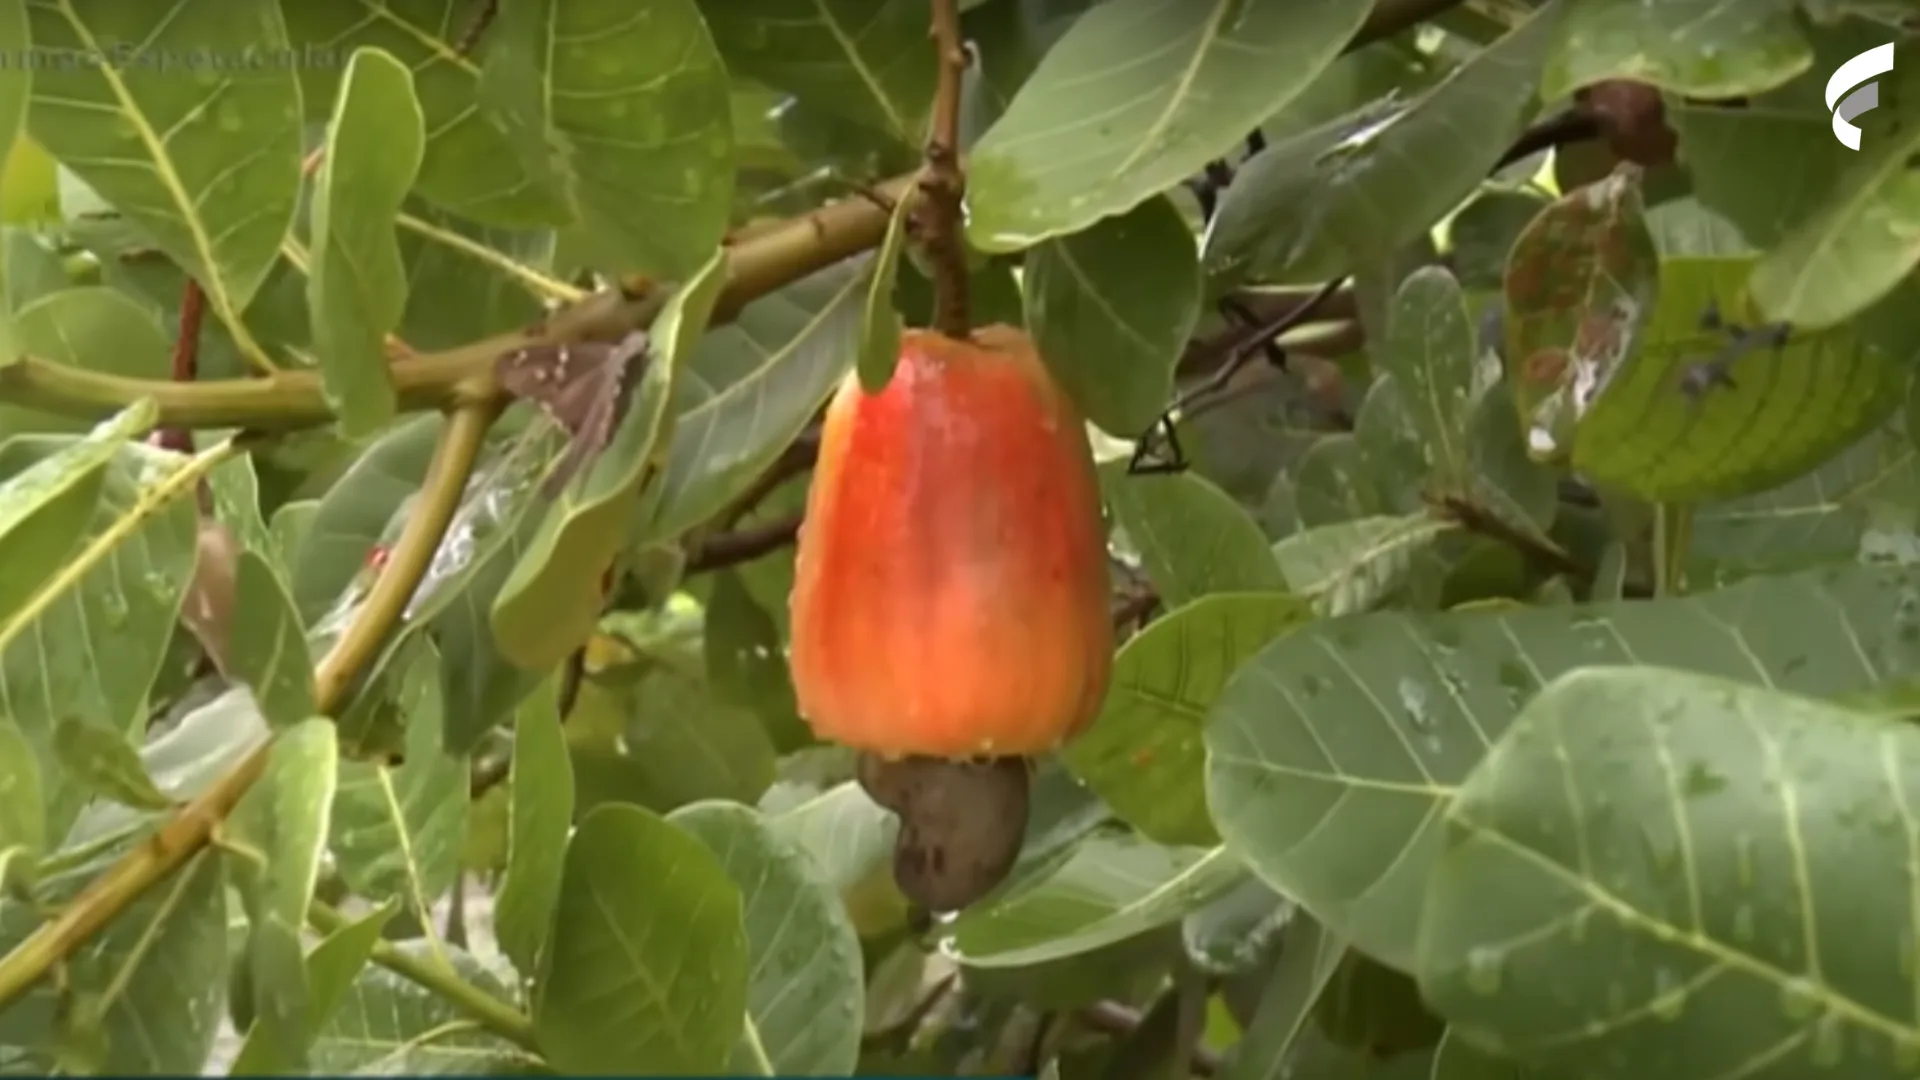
180,516,240,676
857,752,1031,914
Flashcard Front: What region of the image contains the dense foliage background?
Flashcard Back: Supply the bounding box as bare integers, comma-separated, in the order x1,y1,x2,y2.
0,0,1917,1077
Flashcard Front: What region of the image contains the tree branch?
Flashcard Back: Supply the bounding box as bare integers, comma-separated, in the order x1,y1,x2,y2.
0,403,499,1011
920,0,972,339
0,175,918,430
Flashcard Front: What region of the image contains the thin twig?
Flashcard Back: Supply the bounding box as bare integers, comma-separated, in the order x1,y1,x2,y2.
1132,277,1349,471
919,0,972,339
684,515,804,574
454,0,498,56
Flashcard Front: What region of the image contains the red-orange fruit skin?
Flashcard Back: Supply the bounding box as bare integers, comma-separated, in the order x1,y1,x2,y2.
788,325,1114,759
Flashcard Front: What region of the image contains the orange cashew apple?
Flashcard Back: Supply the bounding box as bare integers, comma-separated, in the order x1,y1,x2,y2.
788,325,1114,758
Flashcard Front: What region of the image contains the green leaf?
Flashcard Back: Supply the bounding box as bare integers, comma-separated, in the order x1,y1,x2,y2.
1102,464,1287,606
856,191,913,392
0,719,41,863
671,800,864,1075
1449,189,1552,291
224,551,315,729
491,252,728,671
1272,514,1462,616
1203,6,1562,286
479,0,734,278
1748,83,1920,330
704,570,810,754
52,717,171,811
309,941,534,1074
227,718,337,1072
494,675,575,981
1573,257,1905,502
0,845,232,1074
239,916,311,1074
1024,195,1201,436
394,200,554,350
25,2,301,344
1689,422,1912,576
228,901,399,1076
1540,0,1812,101
1667,89,1920,386
0,436,198,835
231,718,337,928
1376,266,1478,492
280,9,564,227
1063,592,1313,846
645,257,865,540
1429,1029,1543,1079
1292,433,1385,527
965,0,1369,251
1418,667,1920,1076
328,655,466,923
0,1,30,199
289,413,442,623
570,666,778,812
1205,563,1920,973
948,835,1246,967
700,1,936,145
1219,915,1348,1080
13,285,171,379
534,802,750,1075
0,401,154,625
307,47,424,437
765,779,897,895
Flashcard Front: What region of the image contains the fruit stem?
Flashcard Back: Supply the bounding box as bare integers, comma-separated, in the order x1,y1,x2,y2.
920,0,972,341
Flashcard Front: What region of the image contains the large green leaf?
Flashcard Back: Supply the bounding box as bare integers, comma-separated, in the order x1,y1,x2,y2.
1420,667,1920,1077
0,401,153,626
224,551,315,729
307,46,423,436
1205,564,1920,973
1202,5,1562,286
0,1,28,203
965,0,1368,251
534,803,750,1075
227,718,338,1071
1272,514,1463,616
280,5,565,227
328,655,467,924
671,801,864,1075
0,438,198,838
1540,0,1811,101
478,0,733,277
1024,195,1201,436
24,1,301,341
1101,464,1286,607
1374,267,1478,493
645,257,865,541
700,1,935,146
1220,915,1349,1080
1747,64,1920,330
1063,592,1314,847
308,941,536,1074
228,901,399,1076
946,833,1246,967
1573,257,1905,502
0,845,230,1074
494,675,574,981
